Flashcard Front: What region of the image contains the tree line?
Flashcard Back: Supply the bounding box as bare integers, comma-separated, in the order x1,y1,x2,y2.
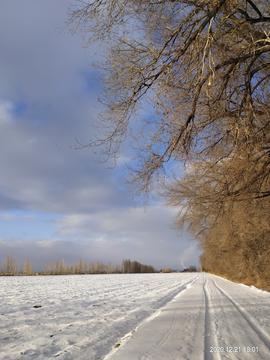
0,251,33,275
0,251,157,275
45,258,157,274
66,0,270,290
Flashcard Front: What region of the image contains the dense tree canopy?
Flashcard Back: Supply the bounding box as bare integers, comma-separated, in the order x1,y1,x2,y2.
67,0,270,288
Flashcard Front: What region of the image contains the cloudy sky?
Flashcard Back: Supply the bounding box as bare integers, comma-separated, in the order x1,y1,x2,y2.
0,0,201,272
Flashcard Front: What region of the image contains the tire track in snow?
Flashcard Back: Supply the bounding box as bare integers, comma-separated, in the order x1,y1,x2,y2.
105,275,200,360
137,276,201,360
146,275,201,354
203,275,221,360
211,277,270,352
103,275,200,360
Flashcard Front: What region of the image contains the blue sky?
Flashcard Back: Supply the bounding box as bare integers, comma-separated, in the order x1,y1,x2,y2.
0,0,201,272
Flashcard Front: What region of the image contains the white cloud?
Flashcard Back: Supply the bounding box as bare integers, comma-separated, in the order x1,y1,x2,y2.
0,213,37,222
0,100,13,124
51,204,178,240
0,213,14,221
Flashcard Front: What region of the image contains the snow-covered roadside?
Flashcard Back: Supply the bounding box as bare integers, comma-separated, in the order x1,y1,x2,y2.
0,273,197,360
105,273,270,360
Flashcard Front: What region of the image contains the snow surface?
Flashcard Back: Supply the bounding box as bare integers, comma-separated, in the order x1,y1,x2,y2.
1,273,270,359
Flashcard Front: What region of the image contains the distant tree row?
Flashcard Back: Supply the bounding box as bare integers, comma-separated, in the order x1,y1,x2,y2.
0,252,157,275
121,259,156,274
159,266,197,273
0,251,33,275
45,258,157,275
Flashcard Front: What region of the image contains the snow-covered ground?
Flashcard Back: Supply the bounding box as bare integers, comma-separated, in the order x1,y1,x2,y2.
1,273,270,360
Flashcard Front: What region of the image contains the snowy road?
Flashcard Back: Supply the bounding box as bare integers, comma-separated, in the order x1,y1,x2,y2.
1,273,270,359
106,273,270,360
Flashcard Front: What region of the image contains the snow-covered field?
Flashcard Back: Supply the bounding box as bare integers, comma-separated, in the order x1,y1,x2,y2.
1,273,270,360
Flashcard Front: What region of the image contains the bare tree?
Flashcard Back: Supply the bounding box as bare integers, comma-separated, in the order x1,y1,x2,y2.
24,259,33,275
66,0,270,201
88,261,95,273
46,261,54,274
54,260,59,274
5,251,12,274
160,145,270,236
5,251,17,275
59,259,66,274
